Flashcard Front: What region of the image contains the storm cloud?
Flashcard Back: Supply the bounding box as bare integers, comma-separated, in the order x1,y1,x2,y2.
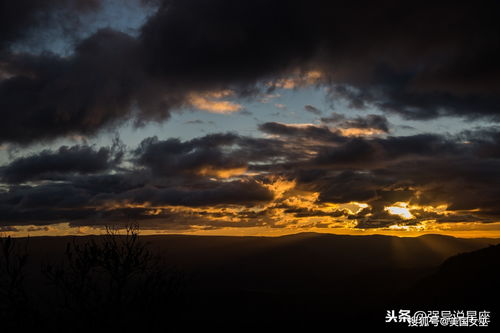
1,0,500,143
1,143,123,183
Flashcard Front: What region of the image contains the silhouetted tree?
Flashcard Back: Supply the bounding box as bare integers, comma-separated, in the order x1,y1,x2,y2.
0,235,32,328
43,225,184,331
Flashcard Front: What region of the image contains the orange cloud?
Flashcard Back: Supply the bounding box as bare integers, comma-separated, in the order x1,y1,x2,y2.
338,127,386,137
270,70,323,89
197,166,247,178
4,174,499,238
188,90,242,113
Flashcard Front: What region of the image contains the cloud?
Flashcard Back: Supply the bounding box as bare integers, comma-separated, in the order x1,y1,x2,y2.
304,105,322,115
0,173,275,227
187,91,242,114
1,0,500,145
0,124,499,231
0,0,102,52
140,0,500,121
321,113,390,133
269,71,323,89
254,122,500,227
111,180,274,207
1,142,123,183
3,0,500,235
259,93,280,103
0,29,154,144
258,122,346,143
133,134,248,178
238,110,253,116
312,171,382,204
0,123,500,230
184,119,204,125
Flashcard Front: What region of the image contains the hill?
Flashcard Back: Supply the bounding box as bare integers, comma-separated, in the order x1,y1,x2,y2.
2,232,498,331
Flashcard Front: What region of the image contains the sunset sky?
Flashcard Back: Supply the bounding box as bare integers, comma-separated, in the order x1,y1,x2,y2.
1,0,500,237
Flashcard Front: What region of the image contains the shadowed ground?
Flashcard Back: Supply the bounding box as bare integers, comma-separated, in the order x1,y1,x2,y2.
1,232,499,331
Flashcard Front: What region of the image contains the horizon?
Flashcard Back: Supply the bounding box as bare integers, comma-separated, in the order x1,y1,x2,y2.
5,226,500,240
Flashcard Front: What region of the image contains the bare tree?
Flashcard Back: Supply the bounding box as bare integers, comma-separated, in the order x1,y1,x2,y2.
43,225,184,330
0,235,31,327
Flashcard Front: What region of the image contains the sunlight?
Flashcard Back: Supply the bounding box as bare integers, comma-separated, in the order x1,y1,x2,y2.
385,202,414,219
338,128,385,137
197,166,247,178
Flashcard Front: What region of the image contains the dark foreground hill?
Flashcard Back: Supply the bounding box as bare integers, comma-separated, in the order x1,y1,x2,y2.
1,232,498,331
403,243,500,309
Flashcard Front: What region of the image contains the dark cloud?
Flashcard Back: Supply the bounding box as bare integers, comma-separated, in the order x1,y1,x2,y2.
0,174,273,227
0,0,101,52
1,0,499,144
114,180,274,207
0,183,95,224
319,112,346,124
0,29,154,144
312,133,458,169
313,139,379,168
284,207,345,218
321,113,390,133
134,134,246,178
140,0,500,121
380,157,500,217
184,119,204,125
461,127,500,159
258,122,346,143
1,143,123,183
304,105,322,115
309,171,383,204
238,110,253,116
134,133,302,181
140,0,314,90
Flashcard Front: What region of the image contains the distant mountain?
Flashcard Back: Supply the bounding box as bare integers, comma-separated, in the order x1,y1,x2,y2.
23,232,499,295
9,232,500,330
404,243,500,311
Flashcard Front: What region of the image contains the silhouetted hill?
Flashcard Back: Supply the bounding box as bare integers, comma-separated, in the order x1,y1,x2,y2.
404,243,500,311
3,232,499,331
24,232,497,294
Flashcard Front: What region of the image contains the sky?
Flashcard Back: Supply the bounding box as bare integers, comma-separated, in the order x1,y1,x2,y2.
1,0,500,237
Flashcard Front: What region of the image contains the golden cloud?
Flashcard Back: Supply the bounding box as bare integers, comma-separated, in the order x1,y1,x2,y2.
269,70,323,89
196,166,248,178
338,128,386,137
188,90,242,113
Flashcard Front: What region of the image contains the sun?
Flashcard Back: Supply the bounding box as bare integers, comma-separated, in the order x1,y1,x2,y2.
385,202,414,219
